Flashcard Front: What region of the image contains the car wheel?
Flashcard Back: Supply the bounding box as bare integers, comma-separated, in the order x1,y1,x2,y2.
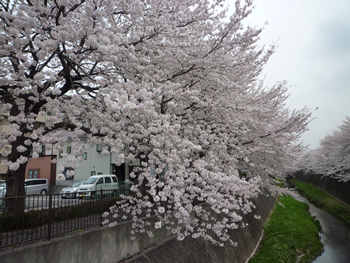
91,192,95,199
40,189,47,195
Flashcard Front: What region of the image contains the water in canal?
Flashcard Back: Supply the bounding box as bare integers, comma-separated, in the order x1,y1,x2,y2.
290,191,350,263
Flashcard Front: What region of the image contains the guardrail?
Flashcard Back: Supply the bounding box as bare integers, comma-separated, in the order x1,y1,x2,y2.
0,188,131,250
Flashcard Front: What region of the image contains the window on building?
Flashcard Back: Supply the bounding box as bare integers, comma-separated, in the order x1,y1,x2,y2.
67,146,71,154
91,171,96,176
28,169,39,179
58,150,63,158
96,144,102,152
82,152,87,160
39,145,46,156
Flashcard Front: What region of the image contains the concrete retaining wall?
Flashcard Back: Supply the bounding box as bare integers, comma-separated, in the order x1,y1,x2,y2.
0,194,276,263
127,193,276,263
294,172,350,206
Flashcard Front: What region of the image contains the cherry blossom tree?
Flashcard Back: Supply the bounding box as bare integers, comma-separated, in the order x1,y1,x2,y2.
0,0,311,243
299,116,350,182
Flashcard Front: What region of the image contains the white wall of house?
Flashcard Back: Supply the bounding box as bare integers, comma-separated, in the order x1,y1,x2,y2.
56,143,116,186
56,142,139,187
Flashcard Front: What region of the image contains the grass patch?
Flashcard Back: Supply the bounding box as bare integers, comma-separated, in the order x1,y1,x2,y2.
249,195,323,263
290,179,350,226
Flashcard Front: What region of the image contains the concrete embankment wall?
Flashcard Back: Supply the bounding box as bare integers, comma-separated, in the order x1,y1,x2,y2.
126,193,276,263
0,194,276,263
294,172,350,206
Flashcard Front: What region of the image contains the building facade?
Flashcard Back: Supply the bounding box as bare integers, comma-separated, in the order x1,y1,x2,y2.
56,142,140,187
1,103,138,187
25,155,57,187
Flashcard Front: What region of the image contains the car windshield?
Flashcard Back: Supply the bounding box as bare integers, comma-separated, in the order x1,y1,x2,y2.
71,181,84,187
83,178,98,184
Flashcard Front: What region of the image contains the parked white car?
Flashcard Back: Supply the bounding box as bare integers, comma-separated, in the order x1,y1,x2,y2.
0,179,49,197
60,180,85,199
25,179,49,195
77,174,119,199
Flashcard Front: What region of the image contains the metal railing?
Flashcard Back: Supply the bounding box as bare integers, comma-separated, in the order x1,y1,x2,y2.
0,188,132,250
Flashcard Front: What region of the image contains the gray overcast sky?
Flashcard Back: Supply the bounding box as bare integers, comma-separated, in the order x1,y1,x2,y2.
237,0,350,149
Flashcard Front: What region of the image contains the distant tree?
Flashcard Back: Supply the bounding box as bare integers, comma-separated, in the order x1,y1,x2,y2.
0,0,311,243
299,116,350,182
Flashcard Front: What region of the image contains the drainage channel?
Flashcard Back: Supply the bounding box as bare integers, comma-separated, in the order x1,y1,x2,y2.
290,191,350,263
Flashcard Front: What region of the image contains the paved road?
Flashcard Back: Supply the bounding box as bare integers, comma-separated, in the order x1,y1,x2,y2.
290,191,350,263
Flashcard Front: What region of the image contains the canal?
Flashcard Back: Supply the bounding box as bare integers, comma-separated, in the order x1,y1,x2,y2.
291,191,350,263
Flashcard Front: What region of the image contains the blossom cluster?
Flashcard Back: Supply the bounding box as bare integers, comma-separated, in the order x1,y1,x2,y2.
298,116,350,182
0,0,312,244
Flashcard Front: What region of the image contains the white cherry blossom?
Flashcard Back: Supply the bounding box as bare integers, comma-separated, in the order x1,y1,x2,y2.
1,0,311,240
299,116,350,182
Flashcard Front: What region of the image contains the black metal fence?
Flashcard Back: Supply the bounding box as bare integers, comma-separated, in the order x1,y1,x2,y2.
0,188,131,250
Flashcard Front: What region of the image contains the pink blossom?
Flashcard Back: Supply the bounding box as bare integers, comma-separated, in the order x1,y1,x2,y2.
1,0,313,246
16,145,27,152
155,221,162,229
158,207,165,214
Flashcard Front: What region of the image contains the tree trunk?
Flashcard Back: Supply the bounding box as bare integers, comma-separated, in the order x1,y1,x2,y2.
4,165,26,215
4,138,31,216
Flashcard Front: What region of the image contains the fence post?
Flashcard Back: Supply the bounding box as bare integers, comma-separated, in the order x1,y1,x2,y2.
48,194,52,240
100,189,104,226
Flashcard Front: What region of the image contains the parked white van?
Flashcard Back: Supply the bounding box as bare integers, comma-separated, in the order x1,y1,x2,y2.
77,174,119,199
25,179,49,195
